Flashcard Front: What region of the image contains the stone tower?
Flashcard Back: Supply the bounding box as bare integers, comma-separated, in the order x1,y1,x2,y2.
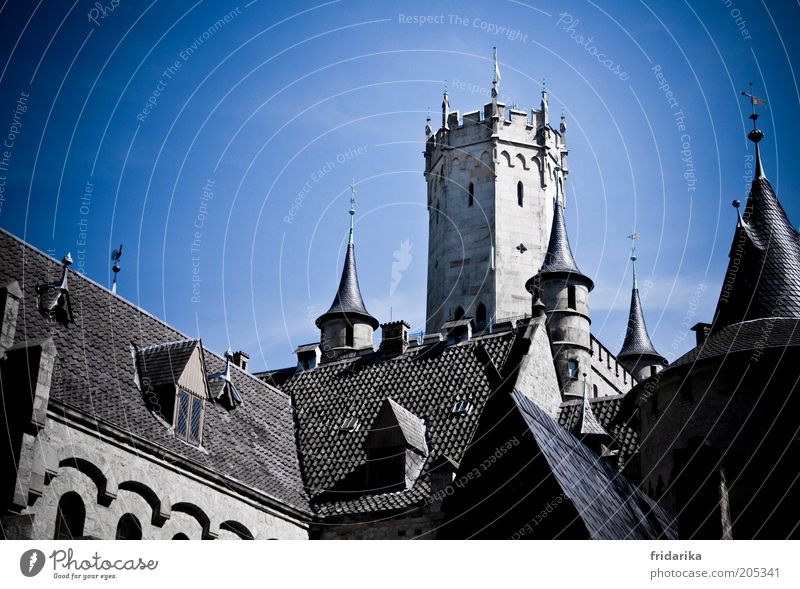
315,187,379,359
525,173,594,400
423,57,569,333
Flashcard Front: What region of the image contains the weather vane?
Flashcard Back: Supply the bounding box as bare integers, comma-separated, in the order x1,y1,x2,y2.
111,244,123,294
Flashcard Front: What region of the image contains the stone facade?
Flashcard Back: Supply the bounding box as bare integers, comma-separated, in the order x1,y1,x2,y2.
424,96,568,333
13,419,308,540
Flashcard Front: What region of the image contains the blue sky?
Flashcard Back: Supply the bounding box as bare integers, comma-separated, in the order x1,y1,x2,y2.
0,0,797,371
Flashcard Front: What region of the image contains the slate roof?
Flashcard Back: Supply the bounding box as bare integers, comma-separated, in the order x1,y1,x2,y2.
515,390,675,539
559,394,639,473
136,339,200,388
315,243,378,329
0,229,309,514
382,399,428,454
570,387,608,437
711,142,800,331
618,286,664,362
274,327,523,516
672,317,800,368
537,199,593,289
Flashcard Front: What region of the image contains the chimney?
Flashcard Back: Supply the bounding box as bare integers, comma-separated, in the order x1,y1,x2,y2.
0,281,22,351
295,344,321,371
379,321,410,355
232,350,249,372
442,317,473,345
690,323,712,347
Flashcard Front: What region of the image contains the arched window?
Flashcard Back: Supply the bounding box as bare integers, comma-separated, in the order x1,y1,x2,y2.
567,360,579,380
54,492,85,540
476,303,487,328
454,306,465,320
345,323,354,347
592,384,599,398
468,183,474,207
172,533,189,540
517,181,524,207
116,513,142,540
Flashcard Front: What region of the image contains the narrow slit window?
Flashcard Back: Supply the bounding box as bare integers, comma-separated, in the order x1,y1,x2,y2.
468,183,474,207
517,181,524,207
567,285,577,310
345,323,354,347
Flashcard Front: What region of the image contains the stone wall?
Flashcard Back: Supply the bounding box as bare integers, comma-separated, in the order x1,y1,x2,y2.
11,418,309,540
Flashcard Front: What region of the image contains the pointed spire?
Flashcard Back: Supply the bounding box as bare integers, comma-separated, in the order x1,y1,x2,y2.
59,252,72,290
441,82,449,130
537,166,593,290
348,181,356,245
570,373,607,437
618,236,664,362
425,107,432,139
540,79,549,126
711,87,800,331
315,187,379,330
491,47,500,120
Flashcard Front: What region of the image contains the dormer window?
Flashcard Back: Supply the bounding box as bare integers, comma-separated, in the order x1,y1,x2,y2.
175,389,204,444
134,339,210,447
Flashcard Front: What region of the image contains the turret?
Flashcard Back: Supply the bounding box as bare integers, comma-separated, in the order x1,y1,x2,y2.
525,165,593,399
315,184,379,359
617,241,666,381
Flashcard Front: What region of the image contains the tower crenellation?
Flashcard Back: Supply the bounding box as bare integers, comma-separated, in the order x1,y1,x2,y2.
424,67,569,334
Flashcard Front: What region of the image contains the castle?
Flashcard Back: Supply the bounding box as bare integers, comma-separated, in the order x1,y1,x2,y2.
1,62,797,540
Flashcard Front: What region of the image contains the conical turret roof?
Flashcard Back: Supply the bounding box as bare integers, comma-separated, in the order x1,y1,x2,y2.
315,243,379,329
537,187,594,290
618,280,664,361
712,134,800,331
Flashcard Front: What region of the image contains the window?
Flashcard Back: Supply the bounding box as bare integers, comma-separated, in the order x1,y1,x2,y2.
567,360,579,379
452,399,473,415
567,285,577,310
116,514,142,540
468,183,474,207
476,303,487,328
517,181,524,207
454,306,465,320
172,533,189,540
593,384,599,398
340,417,361,432
345,323,354,347
54,492,85,540
651,365,658,377
175,389,204,445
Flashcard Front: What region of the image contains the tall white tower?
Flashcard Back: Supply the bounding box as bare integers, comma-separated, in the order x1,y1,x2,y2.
423,56,569,333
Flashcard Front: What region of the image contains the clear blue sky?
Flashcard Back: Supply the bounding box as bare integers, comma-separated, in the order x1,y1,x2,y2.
0,0,798,371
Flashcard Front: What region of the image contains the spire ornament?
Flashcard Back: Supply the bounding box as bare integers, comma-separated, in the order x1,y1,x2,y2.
348,180,357,245
741,82,766,179
111,243,123,294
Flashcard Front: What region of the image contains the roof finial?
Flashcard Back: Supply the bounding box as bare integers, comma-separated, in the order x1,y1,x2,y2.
492,46,500,93
627,232,640,290
741,82,766,179
111,243,123,294
442,81,449,130
348,180,357,245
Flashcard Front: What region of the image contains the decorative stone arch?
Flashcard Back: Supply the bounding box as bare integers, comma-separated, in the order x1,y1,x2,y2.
118,480,170,526
531,156,543,182
515,153,528,170
499,150,512,167
220,520,255,540
479,150,492,170
57,456,117,506
171,501,218,539
450,157,461,172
